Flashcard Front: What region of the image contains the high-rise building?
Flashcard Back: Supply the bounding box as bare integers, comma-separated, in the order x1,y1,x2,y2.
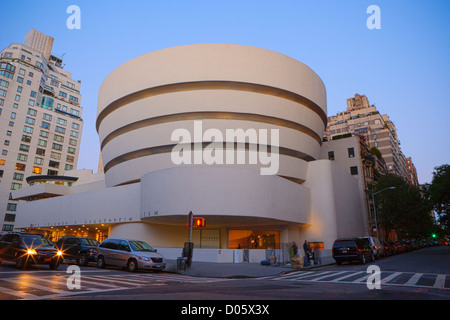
24,29,54,61
405,156,419,187
324,94,410,181
0,29,83,231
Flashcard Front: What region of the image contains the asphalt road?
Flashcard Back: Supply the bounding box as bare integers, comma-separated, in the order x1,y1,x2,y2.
0,245,449,312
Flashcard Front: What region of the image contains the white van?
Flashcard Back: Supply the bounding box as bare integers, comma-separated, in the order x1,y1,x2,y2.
362,236,384,259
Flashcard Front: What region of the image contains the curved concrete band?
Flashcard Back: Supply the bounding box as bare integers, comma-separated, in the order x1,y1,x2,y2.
97,44,327,187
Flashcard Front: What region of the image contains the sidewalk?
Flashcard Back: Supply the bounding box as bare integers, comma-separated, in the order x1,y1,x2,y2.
163,259,329,278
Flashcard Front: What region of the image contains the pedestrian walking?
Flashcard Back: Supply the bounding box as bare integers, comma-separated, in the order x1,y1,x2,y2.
303,240,312,264
290,241,298,259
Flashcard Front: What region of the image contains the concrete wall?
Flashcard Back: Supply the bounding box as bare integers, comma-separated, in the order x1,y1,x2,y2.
14,183,141,229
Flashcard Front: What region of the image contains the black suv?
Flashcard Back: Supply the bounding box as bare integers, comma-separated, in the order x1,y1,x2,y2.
0,233,63,269
56,236,99,266
332,238,375,265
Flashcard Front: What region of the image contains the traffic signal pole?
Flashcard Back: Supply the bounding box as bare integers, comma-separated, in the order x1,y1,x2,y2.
188,211,193,243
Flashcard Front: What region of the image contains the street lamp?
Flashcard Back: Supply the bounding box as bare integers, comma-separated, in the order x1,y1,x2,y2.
371,186,396,240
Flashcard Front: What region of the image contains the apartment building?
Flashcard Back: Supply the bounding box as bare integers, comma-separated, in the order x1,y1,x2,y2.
324,94,409,181
405,156,419,187
0,29,83,231
321,135,388,236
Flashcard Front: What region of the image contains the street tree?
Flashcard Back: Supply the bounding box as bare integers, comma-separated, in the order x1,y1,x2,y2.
370,174,433,239
428,164,450,233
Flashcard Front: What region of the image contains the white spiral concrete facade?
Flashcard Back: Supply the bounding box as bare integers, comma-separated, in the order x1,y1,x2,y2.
97,44,327,187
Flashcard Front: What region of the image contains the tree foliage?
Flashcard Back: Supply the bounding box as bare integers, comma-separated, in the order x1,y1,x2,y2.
428,164,450,232
370,174,434,239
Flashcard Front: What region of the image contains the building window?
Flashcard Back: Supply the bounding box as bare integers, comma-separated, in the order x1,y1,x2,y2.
4,214,16,222
13,172,24,181
50,152,61,160
55,126,65,134
52,143,62,151
328,151,335,160
27,108,37,116
17,153,28,162
348,147,355,158
37,139,47,147
47,169,58,176
19,144,30,152
25,117,35,125
32,166,42,174
49,160,59,168
11,182,22,190
350,166,358,175
57,118,67,126
2,224,14,231
6,203,17,211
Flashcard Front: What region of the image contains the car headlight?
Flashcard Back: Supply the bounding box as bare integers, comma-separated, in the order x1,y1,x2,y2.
138,256,151,261
27,249,37,255
57,250,63,256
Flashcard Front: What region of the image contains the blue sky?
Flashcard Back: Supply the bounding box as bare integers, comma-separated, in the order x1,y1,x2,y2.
1,0,449,184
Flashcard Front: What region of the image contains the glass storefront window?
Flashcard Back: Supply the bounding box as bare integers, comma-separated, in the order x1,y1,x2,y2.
228,230,279,249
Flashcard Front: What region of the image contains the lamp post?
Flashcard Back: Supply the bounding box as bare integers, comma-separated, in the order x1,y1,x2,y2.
371,187,396,240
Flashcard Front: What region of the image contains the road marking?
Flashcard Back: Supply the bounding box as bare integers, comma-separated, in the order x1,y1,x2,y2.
1,278,66,294
86,275,148,286
381,272,402,283
351,273,371,283
289,271,333,281
263,270,450,291
309,271,340,281
330,271,365,282
0,283,39,300
405,273,423,286
433,274,446,289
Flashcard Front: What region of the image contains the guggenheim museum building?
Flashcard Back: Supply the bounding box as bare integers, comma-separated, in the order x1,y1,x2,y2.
13,44,367,263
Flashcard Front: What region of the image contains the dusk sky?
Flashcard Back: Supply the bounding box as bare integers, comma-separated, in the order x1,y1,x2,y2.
1,0,449,184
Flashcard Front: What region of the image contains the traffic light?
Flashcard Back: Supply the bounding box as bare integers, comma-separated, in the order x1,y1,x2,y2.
432,233,437,239
193,217,206,228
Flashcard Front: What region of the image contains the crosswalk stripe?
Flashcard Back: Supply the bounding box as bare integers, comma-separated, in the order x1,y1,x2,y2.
405,273,423,286
381,272,402,283
351,273,371,283
307,271,336,281
0,283,39,300
330,271,365,282
433,274,446,289
68,276,123,288
1,278,66,294
87,275,148,286
263,269,450,290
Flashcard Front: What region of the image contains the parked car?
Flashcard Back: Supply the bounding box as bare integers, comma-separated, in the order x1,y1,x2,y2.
381,240,394,257
56,236,99,266
394,241,406,254
362,236,384,259
332,238,375,265
96,238,166,272
0,233,63,269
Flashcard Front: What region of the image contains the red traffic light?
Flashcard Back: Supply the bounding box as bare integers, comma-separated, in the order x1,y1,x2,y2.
193,217,206,228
